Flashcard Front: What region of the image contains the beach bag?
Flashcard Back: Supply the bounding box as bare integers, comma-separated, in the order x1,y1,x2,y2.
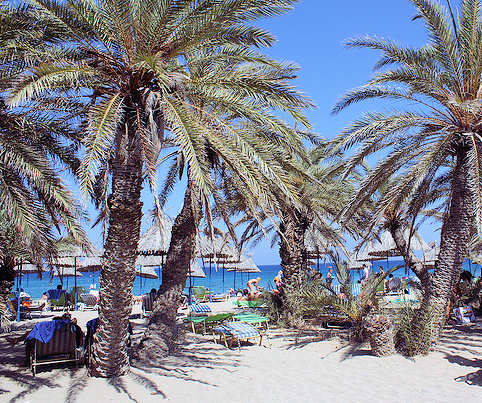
453,306,476,324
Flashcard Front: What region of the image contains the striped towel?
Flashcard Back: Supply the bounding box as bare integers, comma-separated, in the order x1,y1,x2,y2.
215,322,259,339
189,303,211,313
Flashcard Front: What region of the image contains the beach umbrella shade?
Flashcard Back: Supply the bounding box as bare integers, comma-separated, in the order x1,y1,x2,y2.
196,235,238,259
196,235,238,300
135,255,164,267
367,229,430,257
51,266,83,277
188,259,206,278
225,256,260,273
422,242,439,269
135,266,158,279
137,216,172,256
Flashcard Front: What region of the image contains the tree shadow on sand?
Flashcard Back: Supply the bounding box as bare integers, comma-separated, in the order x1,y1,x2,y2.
0,368,62,403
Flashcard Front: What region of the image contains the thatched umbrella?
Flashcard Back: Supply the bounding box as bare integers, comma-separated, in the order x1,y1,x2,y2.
304,226,331,271
367,229,430,273
223,255,260,290
137,216,172,256
136,216,173,289
196,235,238,300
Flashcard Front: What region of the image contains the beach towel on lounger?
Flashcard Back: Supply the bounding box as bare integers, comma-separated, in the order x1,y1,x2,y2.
26,320,71,344
189,303,211,314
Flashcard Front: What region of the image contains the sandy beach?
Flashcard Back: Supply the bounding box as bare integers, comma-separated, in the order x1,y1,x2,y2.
1,305,481,403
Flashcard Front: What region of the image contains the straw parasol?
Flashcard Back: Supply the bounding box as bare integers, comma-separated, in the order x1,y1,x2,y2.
345,252,372,270
188,259,206,278
135,266,158,279
196,235,238,259
367,229,430,257
422,242,439,269
52,266,83,277
137,216,172,256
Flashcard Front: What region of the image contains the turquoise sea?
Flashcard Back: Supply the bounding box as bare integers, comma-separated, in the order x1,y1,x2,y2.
12,259,481,300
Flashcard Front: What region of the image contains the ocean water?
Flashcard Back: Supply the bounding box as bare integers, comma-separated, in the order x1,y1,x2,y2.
11,259,481,300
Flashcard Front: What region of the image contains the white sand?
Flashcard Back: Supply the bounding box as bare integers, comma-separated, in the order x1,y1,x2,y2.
1,310,481,403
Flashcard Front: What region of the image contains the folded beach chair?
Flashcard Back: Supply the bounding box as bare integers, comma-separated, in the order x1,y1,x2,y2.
141,294,155,318
192,286,209,303
80,293,97,311
214,322,263,349
26,320,82,376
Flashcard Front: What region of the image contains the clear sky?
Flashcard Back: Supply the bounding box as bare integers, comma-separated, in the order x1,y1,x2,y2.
80,0,441,264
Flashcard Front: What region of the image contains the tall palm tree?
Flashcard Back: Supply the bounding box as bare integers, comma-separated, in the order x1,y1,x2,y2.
331,0,482,347
135,47,313,362
9,0,307,376
0,2,89,330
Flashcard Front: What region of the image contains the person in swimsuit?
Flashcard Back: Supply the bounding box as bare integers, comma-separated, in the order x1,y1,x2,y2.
247,277,261,299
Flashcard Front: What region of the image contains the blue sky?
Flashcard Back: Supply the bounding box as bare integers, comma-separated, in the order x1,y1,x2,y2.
80,0,441,264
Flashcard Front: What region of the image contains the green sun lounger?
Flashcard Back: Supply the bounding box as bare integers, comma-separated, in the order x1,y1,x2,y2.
184,312,233,334
232,299,265,308
233,313,269,329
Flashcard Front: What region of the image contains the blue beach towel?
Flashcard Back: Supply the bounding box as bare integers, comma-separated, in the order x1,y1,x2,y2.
215,322,259,339
189,303,211,313
26,320,70,344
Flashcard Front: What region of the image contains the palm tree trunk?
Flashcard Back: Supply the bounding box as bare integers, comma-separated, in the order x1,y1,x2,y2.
418,146,475,342
135,177,202,364
279,209,307,315
90,126,143,377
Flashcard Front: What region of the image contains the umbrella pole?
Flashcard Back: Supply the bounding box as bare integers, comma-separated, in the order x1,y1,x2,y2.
16,259,22,322
74,256,77,311
209,258,212,302
222,262,225,293
189,266,193,304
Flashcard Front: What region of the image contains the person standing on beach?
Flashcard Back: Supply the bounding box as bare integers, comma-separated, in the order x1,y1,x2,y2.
326,268,333,286
247,277,261,299
361,264,370,284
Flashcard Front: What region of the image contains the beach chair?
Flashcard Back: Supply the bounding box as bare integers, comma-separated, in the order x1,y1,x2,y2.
192,286,209,302
233,313,269,330
214,322,263,349
232,299,265,308
189,303,212,315
8,299,46,320
141,294,154,318
27,320,82,376
185,312,234,334
79,293,98,311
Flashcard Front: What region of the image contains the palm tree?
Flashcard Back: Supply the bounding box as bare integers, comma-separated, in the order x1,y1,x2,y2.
135,48,313,362
9,0,308,376
331,0,482,347
0,3,88,331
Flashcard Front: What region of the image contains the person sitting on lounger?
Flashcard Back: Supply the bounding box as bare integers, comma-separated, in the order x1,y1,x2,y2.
247,277,261,299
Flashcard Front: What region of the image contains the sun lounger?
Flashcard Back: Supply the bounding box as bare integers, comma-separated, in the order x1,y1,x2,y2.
141,294,155,318
79,293,97,311
189,303,212,314
184,312,234,334
7,299,46,320
232,299,265,308
233,313,269,329
26,320,82,376
214,322,263,349
192,286,210,303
